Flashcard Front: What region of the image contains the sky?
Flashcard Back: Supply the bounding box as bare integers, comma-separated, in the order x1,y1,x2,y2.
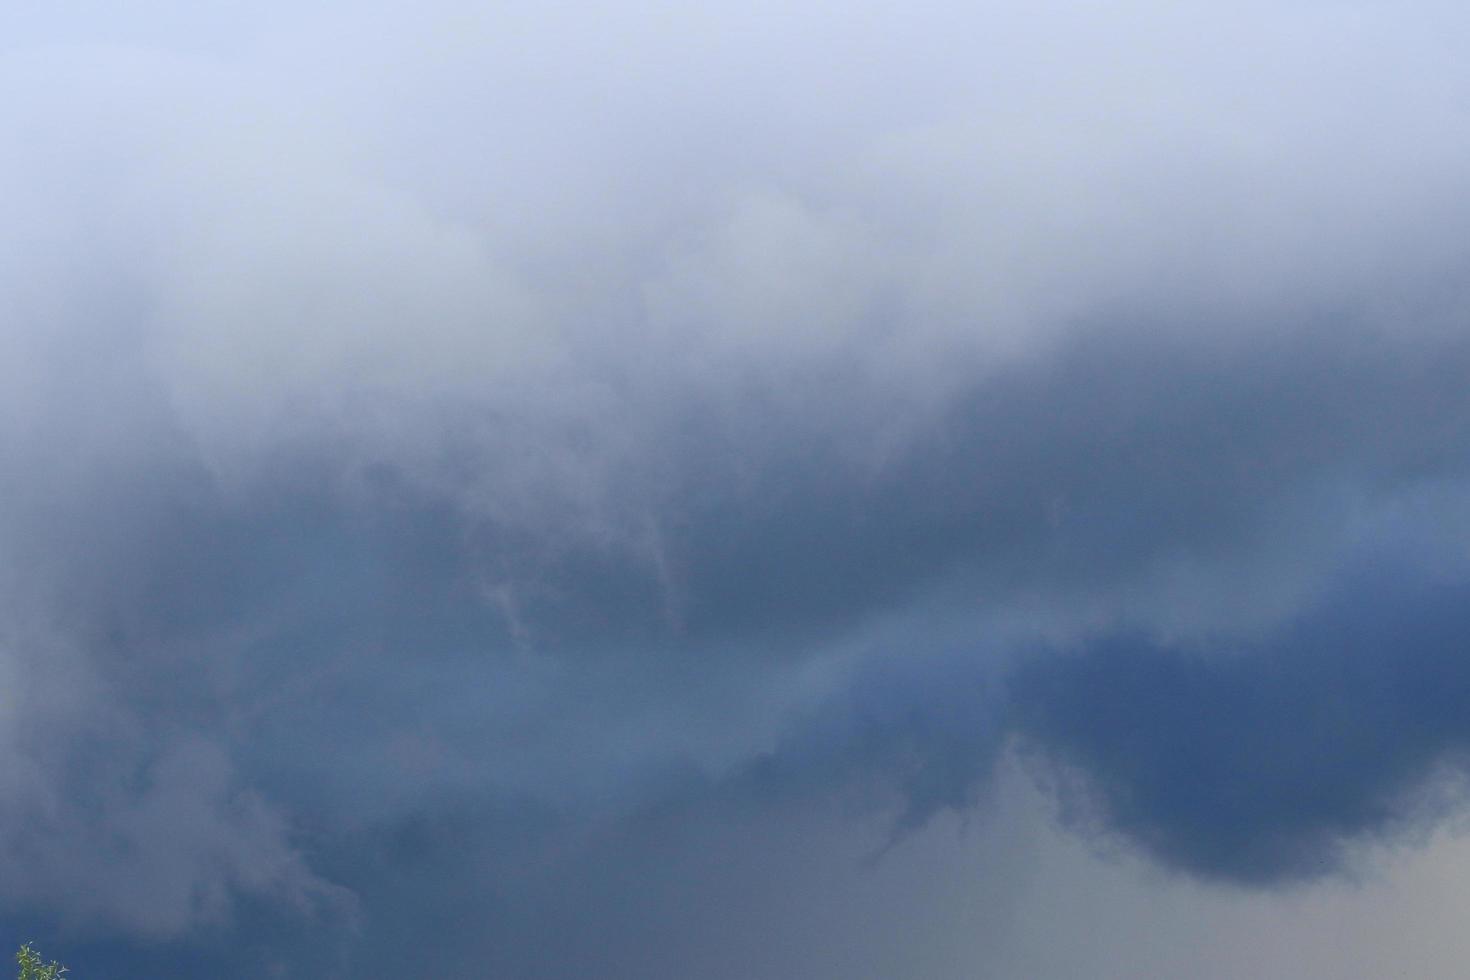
4,1,1470,976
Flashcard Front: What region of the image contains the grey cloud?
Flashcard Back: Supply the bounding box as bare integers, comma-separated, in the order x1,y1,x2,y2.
6,1,1470,976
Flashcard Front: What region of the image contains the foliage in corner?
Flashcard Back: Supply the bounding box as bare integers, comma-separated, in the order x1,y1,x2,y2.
16,945,67,980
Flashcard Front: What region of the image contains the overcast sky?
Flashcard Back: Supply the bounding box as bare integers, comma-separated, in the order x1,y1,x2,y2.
5,2,1470,976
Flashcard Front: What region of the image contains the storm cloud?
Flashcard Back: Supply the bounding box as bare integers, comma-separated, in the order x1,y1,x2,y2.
5,1,1470,976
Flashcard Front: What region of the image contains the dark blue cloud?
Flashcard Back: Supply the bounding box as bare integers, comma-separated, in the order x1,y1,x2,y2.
1010,566,1470,883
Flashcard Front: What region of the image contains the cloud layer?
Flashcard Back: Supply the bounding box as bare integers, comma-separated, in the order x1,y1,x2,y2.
5,1,1470,976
